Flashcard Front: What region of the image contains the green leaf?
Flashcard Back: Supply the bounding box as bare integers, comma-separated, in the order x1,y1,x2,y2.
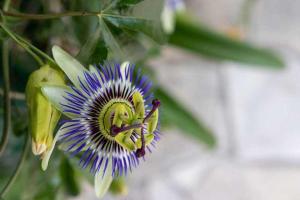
132,0,164,22
68,0,101,44
11,103,28,137
76,23,102,65
103,14,166,43
169,13,284,68
118,0,144,5
154,87,216,148
59,157,80,196
88,40,108,65
99,16,125,60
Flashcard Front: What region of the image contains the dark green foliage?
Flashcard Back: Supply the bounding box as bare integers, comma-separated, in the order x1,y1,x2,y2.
170,13,284,68
155,87,216,148
59,157,80,196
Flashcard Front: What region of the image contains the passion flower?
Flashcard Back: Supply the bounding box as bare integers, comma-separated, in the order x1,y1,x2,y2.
41,46,161,198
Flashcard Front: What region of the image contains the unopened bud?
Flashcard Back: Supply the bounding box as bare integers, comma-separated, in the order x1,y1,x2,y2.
26,65,65,159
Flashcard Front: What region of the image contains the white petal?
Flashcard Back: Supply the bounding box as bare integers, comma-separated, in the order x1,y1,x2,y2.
41,134,58,171
41,130,59,170
89,64,98,74
94,156,113,198
41,85,76,118
89,64,109,92
41,122,74,170
52,46,87,88
120,61,130,81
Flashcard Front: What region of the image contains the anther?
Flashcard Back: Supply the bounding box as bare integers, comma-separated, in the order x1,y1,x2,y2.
135,99,161,157
143,99,160,123
152,99,161,108
135,148,145,158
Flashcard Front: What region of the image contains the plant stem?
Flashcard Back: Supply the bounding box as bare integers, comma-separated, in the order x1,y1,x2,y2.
0,0,11,157
3,0,11,11
0,89,25,100
0,134,29,198
0,23,47,65
0,40,11,156
15,34,55,65
2,10,101,20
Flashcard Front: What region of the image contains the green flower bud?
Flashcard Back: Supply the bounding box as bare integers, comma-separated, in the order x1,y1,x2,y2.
25,65,65,160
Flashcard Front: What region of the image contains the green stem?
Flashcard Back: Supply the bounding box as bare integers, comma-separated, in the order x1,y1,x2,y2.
0,40,10,156
15,34,55,65
2,10,101,20
0,134,29,198
0,0,11,157
101,0,117,13
3,0,11,11
0,23,47,65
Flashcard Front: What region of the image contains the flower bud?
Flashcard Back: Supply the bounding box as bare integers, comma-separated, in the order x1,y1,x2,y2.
25,65,65,160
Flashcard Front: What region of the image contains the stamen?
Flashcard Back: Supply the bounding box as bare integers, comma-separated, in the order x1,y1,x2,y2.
110,123,142,137
111,99,160,158
135,128,145,158
136,99,161,158
143,99,160,123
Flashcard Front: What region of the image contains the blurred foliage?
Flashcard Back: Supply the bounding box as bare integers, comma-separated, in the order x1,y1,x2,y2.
59,157,80,196
155,87,215,147
109,177,128,195
0,0,285,199
169,13,284,68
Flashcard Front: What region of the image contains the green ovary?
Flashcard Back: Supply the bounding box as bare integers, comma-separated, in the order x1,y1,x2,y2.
98,99,137,151
99,99,134,140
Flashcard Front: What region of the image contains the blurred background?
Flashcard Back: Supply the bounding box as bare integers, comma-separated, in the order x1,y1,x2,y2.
1,0,300,199
97,0,300,199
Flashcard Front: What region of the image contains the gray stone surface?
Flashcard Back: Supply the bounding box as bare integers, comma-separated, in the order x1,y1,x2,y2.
224,50,300,162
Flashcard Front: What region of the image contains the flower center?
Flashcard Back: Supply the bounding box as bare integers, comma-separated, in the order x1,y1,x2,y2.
110,99,161,157
98,99,134,141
